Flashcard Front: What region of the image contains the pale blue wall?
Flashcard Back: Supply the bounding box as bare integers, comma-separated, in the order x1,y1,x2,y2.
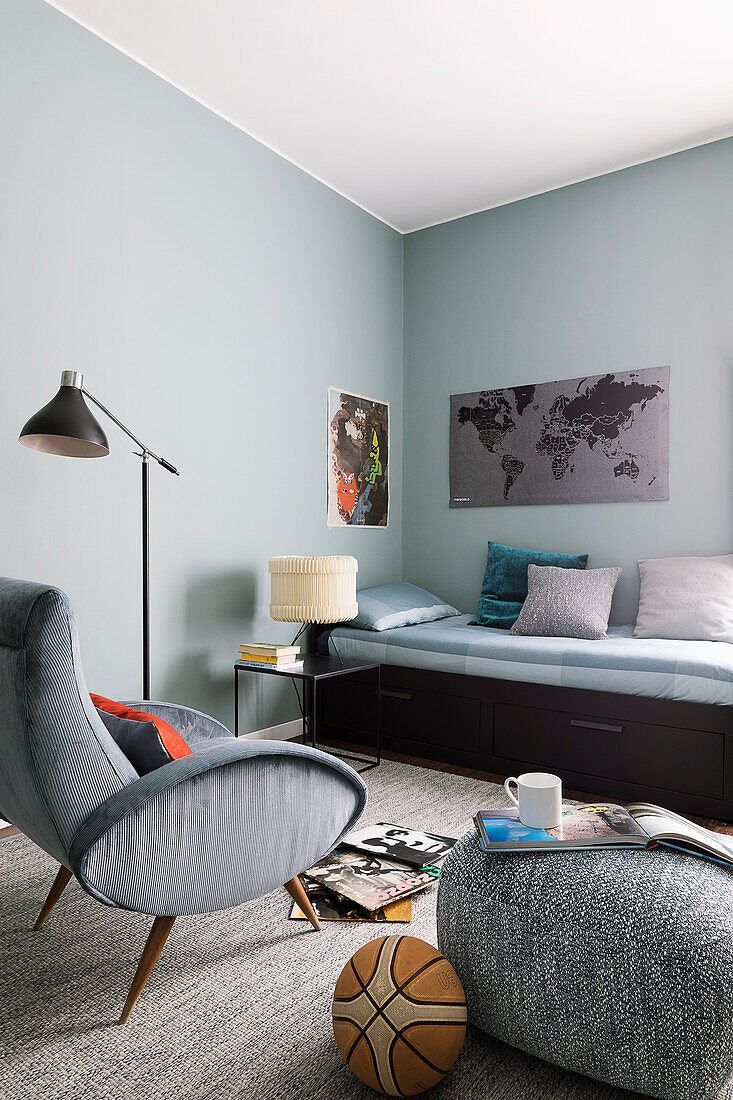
3,1,731,740
403,139,733,623
0,0,403,732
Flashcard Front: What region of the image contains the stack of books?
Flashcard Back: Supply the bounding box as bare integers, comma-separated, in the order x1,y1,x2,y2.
237,642,303,670
289,822,457,924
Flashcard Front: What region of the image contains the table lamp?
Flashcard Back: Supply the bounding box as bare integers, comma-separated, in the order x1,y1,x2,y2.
269,555,358,644
265,555,375,766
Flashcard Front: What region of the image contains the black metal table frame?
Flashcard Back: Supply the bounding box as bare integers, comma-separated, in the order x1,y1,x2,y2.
234,657,381,772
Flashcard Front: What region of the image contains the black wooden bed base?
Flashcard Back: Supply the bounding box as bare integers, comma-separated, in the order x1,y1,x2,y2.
316,662,733,822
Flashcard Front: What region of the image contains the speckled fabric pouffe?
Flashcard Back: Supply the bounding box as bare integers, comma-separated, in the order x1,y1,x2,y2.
436,832,733,1100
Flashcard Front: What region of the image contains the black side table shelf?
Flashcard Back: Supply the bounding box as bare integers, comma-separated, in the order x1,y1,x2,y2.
234,655,381,773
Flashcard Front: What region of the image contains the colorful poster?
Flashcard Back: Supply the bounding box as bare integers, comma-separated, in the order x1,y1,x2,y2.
328,387,389,527
450,365,669,507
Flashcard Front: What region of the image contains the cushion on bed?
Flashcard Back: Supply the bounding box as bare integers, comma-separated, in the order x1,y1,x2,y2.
510,564,622,639
476,541,588,628
634,553,733,642
351,583,460,631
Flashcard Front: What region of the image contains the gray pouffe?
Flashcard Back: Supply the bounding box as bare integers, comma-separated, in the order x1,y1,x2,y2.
436,831,733,1100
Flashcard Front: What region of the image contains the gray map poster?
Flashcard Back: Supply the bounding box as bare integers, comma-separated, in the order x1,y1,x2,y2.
450,366,669,507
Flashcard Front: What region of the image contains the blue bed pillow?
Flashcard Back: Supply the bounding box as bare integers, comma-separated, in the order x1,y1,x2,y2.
476,541,588,628
352,583,460,632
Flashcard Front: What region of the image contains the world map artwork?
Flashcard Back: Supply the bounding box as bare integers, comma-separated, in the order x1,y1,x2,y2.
450,366,669,507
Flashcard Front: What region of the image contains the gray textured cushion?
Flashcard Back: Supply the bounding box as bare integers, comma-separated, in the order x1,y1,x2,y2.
437,832,733,1100
634,553,733,642
509,564,621,639
352,582,460,631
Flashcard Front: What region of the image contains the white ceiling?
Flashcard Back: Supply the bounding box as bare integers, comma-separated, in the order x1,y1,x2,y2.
47,1,733,232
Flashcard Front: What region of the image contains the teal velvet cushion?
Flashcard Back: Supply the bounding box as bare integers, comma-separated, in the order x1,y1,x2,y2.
475,541,588,628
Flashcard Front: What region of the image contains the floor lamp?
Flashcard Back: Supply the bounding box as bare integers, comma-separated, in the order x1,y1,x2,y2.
19,370,179,700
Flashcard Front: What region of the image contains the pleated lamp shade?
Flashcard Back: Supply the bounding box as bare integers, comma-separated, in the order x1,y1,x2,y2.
269,556,358,624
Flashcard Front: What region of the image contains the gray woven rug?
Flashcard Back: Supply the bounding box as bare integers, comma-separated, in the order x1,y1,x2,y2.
0,758,707,1100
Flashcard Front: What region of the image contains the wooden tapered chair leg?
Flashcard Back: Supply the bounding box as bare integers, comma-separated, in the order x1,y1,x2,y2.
119,915,176,1025
284,876,321,931
33,865,73,931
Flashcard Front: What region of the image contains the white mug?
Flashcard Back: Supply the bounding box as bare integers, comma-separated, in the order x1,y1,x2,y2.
504,772,562,830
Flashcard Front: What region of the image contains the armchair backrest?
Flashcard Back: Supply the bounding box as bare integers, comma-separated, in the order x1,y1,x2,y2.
0,578,137,866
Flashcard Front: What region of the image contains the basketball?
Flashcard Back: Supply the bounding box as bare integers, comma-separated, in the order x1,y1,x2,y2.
332,935,467,1096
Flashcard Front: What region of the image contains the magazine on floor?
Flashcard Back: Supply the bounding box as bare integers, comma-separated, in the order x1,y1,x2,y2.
474,802,733,866
342,822,457,867
288,877,412,923
304,847,441,912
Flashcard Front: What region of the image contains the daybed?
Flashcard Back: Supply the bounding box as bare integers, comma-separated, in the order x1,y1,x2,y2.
317,614,733,820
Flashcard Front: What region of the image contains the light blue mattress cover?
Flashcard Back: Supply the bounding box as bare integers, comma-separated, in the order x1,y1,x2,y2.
326,614,733,707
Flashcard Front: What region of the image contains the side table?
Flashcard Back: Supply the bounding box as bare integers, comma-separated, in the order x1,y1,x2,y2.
234,655,381,772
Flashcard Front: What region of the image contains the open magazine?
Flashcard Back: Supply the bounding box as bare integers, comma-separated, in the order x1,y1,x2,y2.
474,802,733,867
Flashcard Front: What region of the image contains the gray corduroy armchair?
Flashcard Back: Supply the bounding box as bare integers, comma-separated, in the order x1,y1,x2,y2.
0,578,367,1022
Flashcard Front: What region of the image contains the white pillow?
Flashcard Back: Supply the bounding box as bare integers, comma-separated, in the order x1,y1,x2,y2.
633,554,733,642
351,583,460,632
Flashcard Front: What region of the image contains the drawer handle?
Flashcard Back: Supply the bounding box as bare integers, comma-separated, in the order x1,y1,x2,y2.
379,689,412,701
570,719,623,734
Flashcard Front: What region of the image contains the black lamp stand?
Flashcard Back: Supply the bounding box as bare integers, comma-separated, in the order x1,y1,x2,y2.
19,371,179,700
142,453,151,699
79,384,178,699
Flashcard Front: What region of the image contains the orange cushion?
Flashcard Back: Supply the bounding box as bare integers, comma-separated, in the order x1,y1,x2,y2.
90,694,192,761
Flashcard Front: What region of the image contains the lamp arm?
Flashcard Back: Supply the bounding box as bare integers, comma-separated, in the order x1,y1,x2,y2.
81,387,180,475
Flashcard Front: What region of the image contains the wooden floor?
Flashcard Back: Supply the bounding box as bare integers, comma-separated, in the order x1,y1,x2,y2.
318,737,733,838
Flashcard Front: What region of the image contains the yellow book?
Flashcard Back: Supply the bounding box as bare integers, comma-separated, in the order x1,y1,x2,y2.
238,651,296,665
239,642,300,657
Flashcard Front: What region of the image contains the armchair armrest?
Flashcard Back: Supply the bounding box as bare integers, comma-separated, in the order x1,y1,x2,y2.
69,739,366,916
121,700,232,745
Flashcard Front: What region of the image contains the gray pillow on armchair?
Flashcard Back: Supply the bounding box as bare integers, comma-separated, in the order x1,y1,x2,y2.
510,564,622,640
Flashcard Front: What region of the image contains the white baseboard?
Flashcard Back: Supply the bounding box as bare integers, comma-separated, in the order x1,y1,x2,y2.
242,718,301,742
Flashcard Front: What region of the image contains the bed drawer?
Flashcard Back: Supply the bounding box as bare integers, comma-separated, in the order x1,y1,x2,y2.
320,678,481,755
379,686,481,752
493,702,724,800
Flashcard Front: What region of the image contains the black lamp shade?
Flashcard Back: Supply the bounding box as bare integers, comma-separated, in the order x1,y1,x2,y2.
19,386,109,458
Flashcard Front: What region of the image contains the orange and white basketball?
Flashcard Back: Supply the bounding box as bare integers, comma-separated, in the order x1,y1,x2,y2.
332,935,467,1096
